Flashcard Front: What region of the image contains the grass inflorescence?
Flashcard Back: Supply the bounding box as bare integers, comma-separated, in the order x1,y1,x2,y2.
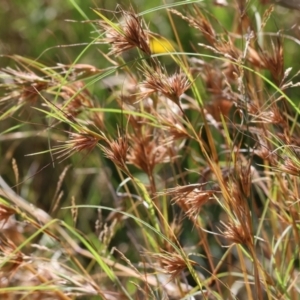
0,0,300,299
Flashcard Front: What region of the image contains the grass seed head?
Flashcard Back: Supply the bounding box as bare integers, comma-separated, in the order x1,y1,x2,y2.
220,219,252,246
149,250,197,281
260,38,284,85
55,130,101,161
163,184,215,220
100,7,151,56
102,135,129,171
141,67,191,109
170,9,217,45
127,133,170,174
278,157,300,176
0,237,23,275
0,67,49,105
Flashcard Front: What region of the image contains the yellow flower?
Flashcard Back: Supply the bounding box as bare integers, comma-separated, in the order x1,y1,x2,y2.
149,34,176,54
